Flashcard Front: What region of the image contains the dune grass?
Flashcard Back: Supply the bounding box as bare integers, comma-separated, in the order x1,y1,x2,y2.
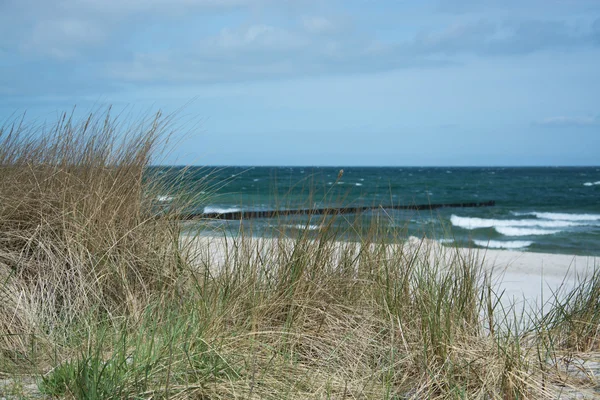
1,110,599,399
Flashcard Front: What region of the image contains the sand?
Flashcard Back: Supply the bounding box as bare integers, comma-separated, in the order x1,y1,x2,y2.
407,237,596,312
183,234,598,313
467,245,597,314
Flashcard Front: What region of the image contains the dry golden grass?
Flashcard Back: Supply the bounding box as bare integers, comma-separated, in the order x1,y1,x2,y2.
0,109,598,399
0,110,185,368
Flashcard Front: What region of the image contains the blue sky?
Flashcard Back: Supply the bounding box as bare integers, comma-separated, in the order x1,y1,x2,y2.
1,0,599,166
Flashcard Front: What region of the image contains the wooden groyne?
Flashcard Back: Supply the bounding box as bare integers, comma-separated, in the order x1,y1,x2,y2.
180,200,495,221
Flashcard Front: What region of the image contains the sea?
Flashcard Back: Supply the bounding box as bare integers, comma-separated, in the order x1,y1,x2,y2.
152,167,600,256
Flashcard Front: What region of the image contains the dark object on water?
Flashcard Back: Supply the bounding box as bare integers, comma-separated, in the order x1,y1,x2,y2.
181,200,496,221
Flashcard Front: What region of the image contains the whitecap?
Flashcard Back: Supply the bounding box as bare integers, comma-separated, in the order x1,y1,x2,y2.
473,240,533,250
203,206,241,214
495,227,561,236
583,181,600,186
285,224,321,231
355,183,363,186
450,215,583,229
514,212,600,222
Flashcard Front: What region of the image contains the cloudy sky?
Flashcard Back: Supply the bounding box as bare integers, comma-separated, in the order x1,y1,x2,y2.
1,0,599,165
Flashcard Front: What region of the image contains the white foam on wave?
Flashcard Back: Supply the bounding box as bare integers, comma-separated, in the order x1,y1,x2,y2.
495,227,561,236
513,212,600,222
451,215,582,229
473,240,533,250
203,206,242,214
583,181,600,186
286,224,321,231
355,183,363,186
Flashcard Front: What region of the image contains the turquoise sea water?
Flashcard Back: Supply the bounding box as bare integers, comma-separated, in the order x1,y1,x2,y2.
153,167,600,256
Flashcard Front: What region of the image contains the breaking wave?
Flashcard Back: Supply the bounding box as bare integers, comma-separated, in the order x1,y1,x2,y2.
495,227,561,237
203,206,242,214
513,212,600,222
450,215,582,230
285,224,321,231
473,240,533,250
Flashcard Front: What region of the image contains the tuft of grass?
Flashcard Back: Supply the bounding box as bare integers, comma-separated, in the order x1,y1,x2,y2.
540,268,600,352
0,109,187,373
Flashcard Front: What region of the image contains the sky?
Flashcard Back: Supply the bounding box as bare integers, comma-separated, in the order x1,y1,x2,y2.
1,0,599,166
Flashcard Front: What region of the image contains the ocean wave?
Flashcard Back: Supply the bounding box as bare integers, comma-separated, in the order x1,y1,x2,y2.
203,206,242,214
285,224,321,231
473,240,532,250
584,181,600,186
451,215,582,229
495,227,561,236
355,183,363,186
513,212,600,222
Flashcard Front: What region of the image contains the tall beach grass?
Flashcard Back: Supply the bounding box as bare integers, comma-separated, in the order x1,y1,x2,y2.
0,110,599,399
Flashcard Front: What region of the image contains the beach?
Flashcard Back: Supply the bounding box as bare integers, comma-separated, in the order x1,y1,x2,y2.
184,233,598,313
471,245,596,305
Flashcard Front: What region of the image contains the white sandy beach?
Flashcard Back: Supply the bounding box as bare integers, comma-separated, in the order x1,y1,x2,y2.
467,245,597,315
183,234,598,313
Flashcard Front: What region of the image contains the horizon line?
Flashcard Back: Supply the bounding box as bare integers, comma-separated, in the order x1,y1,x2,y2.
150,164,600,168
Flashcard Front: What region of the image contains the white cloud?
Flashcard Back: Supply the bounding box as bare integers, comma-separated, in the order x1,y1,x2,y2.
1,0,599,90
1,0,262,59
21,18,107,59
100,16,599,84
302,16,336,34
211,24,308,51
